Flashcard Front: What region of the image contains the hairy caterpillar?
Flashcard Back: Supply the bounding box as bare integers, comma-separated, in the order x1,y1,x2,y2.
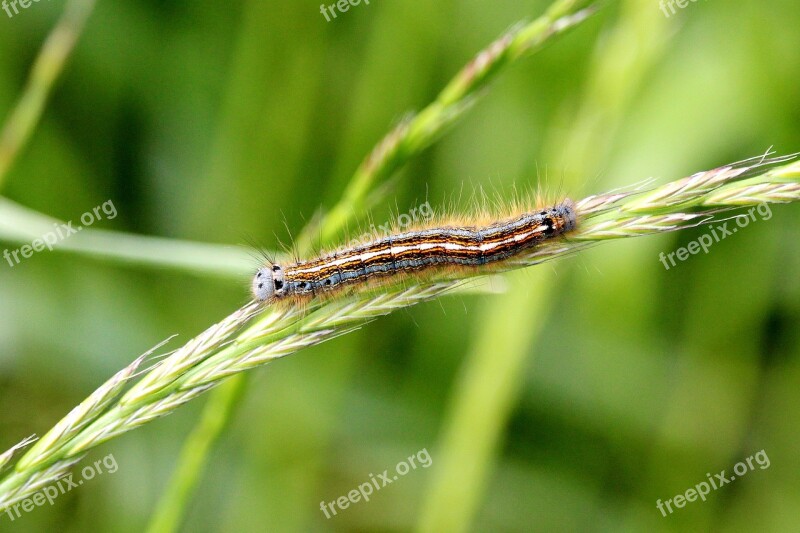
251,200,577,304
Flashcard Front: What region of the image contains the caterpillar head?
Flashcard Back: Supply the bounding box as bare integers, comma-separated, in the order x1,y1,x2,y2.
252,265,286,302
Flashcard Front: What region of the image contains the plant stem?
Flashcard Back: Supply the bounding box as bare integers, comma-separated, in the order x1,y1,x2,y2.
295,0,596,251
145,376,248,533
148,2,599,530
0,153,797,512
0,0,96,188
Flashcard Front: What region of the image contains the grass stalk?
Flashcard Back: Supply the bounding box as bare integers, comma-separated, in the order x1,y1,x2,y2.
417,0,671,528
0,151,796,511
0,0,96,187
0,197,253,277
295,0,596,250
147,2,600,530
1,0,797,527
144,376,248,533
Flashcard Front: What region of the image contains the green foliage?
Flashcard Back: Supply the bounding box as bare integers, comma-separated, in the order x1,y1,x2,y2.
0,0,798,531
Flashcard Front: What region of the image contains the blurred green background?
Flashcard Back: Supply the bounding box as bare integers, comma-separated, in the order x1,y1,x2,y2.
1,0,799,531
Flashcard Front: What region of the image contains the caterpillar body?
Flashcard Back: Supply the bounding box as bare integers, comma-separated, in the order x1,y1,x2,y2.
252,200,577,304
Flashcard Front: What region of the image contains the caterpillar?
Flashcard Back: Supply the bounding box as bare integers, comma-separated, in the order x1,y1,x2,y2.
251,199,578,304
